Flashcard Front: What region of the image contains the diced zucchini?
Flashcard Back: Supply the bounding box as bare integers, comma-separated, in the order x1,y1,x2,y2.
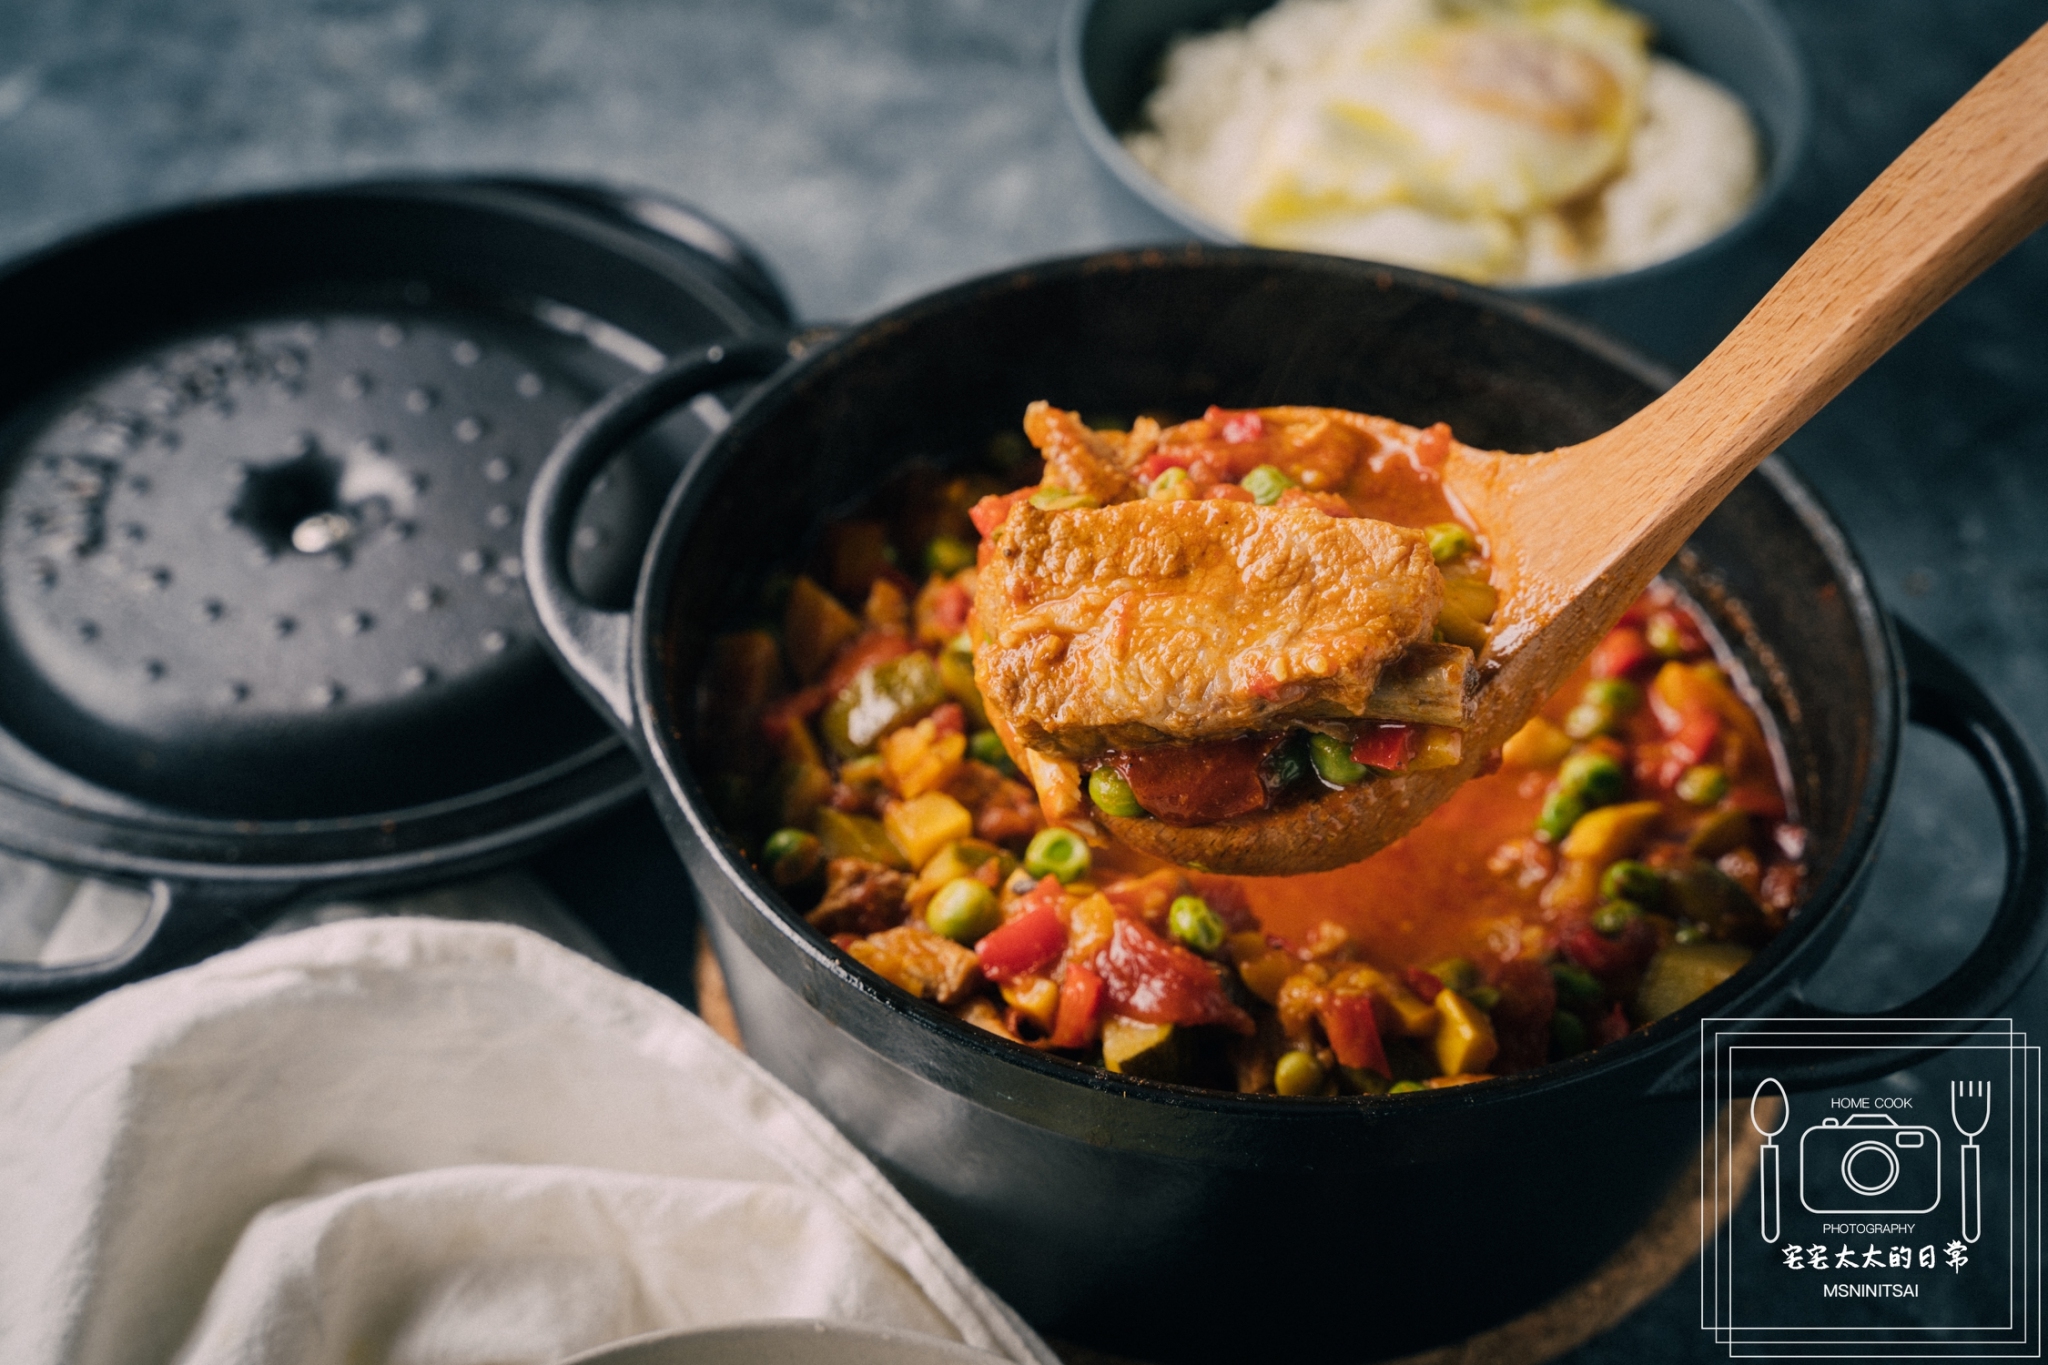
1360,643,1471,727
884,792,975,869
821,652,946,758
1101,1017,1187,1080
814,808,909,870
1635,941,1753,1021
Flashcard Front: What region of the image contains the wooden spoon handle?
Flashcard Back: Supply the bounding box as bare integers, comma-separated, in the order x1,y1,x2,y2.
1463,21,2048,657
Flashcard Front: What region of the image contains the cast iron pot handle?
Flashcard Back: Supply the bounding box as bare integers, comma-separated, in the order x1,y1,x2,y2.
0,879,287,1003
525,337,797,732
1654,620,2048,1095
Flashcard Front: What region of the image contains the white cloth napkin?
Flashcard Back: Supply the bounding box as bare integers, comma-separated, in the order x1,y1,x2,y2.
0,917,1056,1365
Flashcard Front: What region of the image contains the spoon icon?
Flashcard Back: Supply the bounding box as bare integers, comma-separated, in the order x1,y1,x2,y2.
1753,1077,1789,1244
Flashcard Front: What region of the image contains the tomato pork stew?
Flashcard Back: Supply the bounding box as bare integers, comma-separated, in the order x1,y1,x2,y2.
702,402,1806,1094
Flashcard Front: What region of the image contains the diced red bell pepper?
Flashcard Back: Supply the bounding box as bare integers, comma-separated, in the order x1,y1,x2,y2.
1316,992,1390,1076
1048,963,1105,1049
1560,919,1659,992
1203,405,1265,444
927,702,966,737
969,486,1038,537
1117,734,1279,825
1351,723,1419,772
1203,482,1255,502
976,901,1068,983
1590,627,1653,680
926,581,972,636
1400,967,1444,1003
1012,872,1067,920
1097,919,1254,1033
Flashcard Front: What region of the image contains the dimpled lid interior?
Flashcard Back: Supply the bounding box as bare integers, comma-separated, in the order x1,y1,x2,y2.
0,310,613,818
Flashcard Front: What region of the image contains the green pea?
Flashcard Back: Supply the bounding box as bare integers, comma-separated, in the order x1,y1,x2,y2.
1147,467,1195,501
1240,464,1297,506
1558,751,1626,806
923,534,976,577
1600,862,1660,908
1563,701,1614,740
1465,984,1502,1011
1582,678,1642,714
1024,827,1091,884
1425,522,1476,563
1536,788,1586,842
1645,615,1688,658
1592,899,1644,937
1675,764,1730,806
1088,766,1145,818
1388,1080,1426,1094
1549,961,1604,1009
1168,895,1226,954
1308,732,1369,786
968,729,1017,776
1029,487,1098,512
1274,1049,1327,1096
926,878,1001,943
1551,1010,1589,1057
762,828,823,887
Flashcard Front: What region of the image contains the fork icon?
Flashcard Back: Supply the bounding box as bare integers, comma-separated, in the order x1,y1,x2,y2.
1952,1081,1992,1244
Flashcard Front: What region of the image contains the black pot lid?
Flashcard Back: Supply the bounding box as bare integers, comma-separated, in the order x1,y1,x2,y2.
0,179,791,833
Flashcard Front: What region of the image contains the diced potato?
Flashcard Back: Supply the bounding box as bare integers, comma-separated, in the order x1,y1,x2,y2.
881,717,967,799
783,576,860,683
815,808,909,870
1560,800,1664,863
847,925,981,1005
1000,974,1060,1031
1434,989,1499,1076
958,996,1017,1040
1409,725,1463,772
906,839,1010,914
1538,856,1603,914
1065,893,1116,963
1101,1017,1186,1080
1502,716,1573,770
1635,941,1753,1021
884,792,975,869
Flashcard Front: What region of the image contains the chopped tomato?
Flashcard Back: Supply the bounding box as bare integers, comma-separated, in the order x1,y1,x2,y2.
1097,919,1253,1033
1412,421,1451,468
1204,405,1265,444
1136,451,1194,481
1591,627,1653,680
1203,482,1255,502
1117,735,1279,825
1048,963,1105,1050
927,702,966,737
1316,992,1389,1076
1351,723,1418,772
976,901,1067,982
969,487,1038,537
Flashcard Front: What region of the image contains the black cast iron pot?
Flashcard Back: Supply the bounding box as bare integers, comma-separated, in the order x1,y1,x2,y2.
524,249,2048,1362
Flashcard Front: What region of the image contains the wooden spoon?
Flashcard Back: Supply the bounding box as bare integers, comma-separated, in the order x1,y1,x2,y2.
1113,21,2048,876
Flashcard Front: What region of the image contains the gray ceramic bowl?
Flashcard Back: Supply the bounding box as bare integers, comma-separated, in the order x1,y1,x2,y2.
1060,0,1811,364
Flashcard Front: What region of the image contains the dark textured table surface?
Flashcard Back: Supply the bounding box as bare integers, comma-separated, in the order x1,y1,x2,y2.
1,2,2043,1359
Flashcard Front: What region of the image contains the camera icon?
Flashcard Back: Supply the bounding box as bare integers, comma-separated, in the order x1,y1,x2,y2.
1799,1114,1943,1214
